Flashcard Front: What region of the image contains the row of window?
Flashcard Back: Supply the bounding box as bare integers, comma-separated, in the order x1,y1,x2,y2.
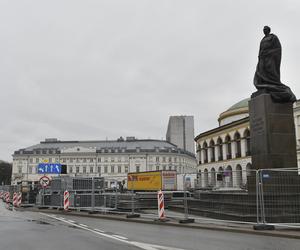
198,130,250,164
17,164,193,175
16,156,188,164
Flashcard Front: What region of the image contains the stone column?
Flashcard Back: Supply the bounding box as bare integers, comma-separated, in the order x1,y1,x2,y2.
201,150,205,164
215,146,219,162
207,148,212,163
222,144,227,160
241,138,247,157
231,141,237,159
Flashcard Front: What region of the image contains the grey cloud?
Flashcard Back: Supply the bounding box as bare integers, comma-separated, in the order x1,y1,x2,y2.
0,0,300,161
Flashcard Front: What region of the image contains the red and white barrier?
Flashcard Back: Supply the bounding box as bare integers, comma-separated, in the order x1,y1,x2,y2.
17,192,22,207
5,192,10,204
157,190,165,220
13,192,17,207
64,190,70,211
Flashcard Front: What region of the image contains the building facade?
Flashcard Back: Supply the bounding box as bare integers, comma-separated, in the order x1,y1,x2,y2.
166,115,195,154
12,137,197,188
195,98,300,189
294,101,300,168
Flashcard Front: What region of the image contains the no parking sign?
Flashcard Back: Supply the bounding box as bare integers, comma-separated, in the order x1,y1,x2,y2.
39,176,51,188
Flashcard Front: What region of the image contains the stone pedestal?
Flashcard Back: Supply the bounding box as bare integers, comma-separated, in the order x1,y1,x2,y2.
249,92,297,170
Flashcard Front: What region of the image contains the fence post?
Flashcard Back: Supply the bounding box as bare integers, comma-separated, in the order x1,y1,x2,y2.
259,170,266,224
256,170,260,224
179,173,194,223
253,169,274,230
126,175,140,218
91,177,95,212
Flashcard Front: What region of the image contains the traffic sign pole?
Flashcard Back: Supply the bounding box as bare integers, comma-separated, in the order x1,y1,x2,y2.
39,176,50,207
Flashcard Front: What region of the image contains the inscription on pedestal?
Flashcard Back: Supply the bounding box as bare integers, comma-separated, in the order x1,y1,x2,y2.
252,117,264,135
250,93,297,170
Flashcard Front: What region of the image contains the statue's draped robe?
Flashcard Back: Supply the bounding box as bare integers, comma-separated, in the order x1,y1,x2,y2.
254,34,296,103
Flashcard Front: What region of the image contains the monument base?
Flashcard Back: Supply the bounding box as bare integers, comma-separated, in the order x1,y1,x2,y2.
249,92,297,170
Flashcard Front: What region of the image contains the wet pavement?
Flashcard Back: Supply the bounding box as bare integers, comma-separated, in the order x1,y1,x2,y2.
1,202,300,250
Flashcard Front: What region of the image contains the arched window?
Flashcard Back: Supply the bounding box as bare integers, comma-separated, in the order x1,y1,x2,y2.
236,164,243,187
246,163,252,177
203,142,208,163
244,129,251,156
225,165,233,187
217,166,224,187
204,168,209,187
217,137,223,161
225,135,232,159
210,167,216,186
234,132,241,158
197,144,201,164
209,139,215,162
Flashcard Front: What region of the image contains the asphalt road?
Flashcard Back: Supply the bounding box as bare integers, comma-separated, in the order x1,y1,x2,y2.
1,203,300,250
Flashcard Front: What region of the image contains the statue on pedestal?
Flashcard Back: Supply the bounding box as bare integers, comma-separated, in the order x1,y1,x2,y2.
253,26,296,103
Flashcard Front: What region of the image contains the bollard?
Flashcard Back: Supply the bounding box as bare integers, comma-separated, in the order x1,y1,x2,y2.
64,190,69,211
17,192,22,207
156,190,169,222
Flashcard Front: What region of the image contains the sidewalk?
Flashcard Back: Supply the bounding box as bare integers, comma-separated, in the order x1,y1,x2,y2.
17,206,300,240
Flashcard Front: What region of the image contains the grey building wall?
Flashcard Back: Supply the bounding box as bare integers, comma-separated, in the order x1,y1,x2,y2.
166,116,195,154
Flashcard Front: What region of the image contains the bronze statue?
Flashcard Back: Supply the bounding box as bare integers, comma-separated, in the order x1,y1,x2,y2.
254,26,296,103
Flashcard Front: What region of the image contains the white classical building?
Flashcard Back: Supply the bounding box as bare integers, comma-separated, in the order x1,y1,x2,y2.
12,137,197,188
195,98,300,189
295,101,300,168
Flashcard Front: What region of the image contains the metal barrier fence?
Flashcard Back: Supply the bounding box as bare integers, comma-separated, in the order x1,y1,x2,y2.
173,170,258,223
3,169,300,227
256,168,300,227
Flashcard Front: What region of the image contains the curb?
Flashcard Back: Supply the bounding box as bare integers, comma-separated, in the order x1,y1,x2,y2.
19,207,300,240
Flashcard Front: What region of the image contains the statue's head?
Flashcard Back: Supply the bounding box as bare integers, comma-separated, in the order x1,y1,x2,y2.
263,26,271,35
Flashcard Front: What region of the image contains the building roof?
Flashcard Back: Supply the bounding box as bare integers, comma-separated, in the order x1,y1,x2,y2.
25,139,175,151
14,138,196,158
226,98,250,112
195,117,249,142
218,98,250,124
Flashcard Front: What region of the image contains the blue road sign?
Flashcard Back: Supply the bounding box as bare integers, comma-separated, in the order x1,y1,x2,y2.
38,163,62,174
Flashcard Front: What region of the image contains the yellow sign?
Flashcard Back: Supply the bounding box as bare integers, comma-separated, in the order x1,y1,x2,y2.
128,171,162,191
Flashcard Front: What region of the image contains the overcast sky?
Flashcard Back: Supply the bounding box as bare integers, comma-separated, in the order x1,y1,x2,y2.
1,0,300,162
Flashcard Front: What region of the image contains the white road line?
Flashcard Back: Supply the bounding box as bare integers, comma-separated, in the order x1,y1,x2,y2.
68,220,75,223
79,223,88,227
39,213,183,250
112,234,128,240
94,228,104,233
40,213,132,244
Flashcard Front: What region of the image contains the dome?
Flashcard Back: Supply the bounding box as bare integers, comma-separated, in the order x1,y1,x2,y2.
226,98,250,112
218,98,250,126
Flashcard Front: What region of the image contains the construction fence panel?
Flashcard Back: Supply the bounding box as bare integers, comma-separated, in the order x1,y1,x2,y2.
257,168,300,226
173,170,258,223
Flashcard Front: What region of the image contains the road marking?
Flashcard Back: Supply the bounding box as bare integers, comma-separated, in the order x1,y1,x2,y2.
79,223,88,227
68,220,75,223
94,228,104,233
112,234,128,240
39,213,184,250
